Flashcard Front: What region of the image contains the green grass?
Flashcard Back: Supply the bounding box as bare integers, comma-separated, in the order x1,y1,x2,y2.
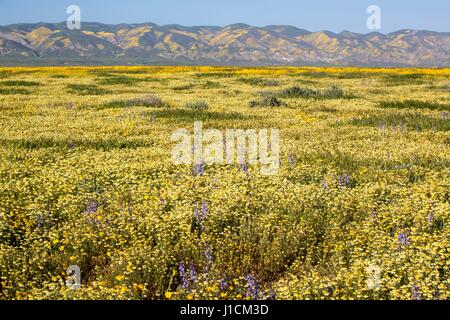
249,95,286,108
237,78,280,87
279,85,354,99
202,81,222,89
0,88,32,95
66,84,112,95
383,73,425,86
347,112,450,131
185,100,209,111
379,100,450,111
98,95,167,109
0,80,40,87
195,72,236,78
96,75,144,86
172,84,196,91
0,137,153,150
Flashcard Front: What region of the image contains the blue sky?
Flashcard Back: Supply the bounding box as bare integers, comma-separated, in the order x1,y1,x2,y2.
0,0,448,33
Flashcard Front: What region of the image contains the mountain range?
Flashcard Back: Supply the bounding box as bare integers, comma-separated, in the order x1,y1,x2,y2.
0,22,449,66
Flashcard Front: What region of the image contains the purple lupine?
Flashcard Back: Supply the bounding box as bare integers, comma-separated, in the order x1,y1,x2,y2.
189,265,197,283
219,278,228,291
85,200,98,214
246,275,260,299
194,201,209,231
428,213,434,224
321,178,328,189
193,162,205,176
338,173,351,188
240,163,249,175
412,285,422,300
398,233,409,246
194,208,202,221
204,247,214,266
202,201,209,216
85,200,100,225
179,262,189,289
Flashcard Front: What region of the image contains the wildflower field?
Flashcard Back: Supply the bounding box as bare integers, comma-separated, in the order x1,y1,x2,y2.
0,66,449,300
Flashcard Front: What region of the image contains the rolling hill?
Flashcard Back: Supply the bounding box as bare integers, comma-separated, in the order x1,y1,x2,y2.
0,22,449,66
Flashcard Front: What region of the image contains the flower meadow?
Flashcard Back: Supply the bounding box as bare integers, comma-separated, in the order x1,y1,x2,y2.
0,66,449,300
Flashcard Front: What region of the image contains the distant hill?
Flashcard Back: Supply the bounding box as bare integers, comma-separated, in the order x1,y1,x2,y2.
0,22,449,66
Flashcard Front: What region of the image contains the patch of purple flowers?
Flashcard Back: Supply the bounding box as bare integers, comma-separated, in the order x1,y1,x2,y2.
179,262,189,289
246,275,260,299
240,163,249,175
194,201,209,231
412,285,422,300
338,173,351,188
219,278,228,291
398,232,409,246
85,200,100,225
193,162,205,176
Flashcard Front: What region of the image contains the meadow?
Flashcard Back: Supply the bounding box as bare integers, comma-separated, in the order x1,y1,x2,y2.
0,66,449,300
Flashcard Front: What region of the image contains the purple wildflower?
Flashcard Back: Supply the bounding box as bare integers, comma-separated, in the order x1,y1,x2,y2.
204,247,214,265
246,275,260,299
398,232,409,246
240,163,249,175
194,201,209,231
219,278,228,291
179,262,189,289
202,201,209,215
85,200,98,214
189,265,197,283
85,200,100,225
193,162,205,176
338,173,351,188
194,208,202,221
412,285,422,300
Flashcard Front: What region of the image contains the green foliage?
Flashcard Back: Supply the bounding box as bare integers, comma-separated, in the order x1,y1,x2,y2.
185,100,209,111
238,78,280,87
99,95,167,109
379,100,450,112
66,84,112,95
249,95,286,108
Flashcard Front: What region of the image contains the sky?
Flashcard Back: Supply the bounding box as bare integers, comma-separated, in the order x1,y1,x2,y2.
0,0,449,33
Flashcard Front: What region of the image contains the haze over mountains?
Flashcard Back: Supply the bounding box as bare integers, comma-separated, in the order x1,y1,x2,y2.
0,22,449,66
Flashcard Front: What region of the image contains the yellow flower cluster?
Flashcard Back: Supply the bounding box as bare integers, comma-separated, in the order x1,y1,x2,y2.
0,66,448,300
